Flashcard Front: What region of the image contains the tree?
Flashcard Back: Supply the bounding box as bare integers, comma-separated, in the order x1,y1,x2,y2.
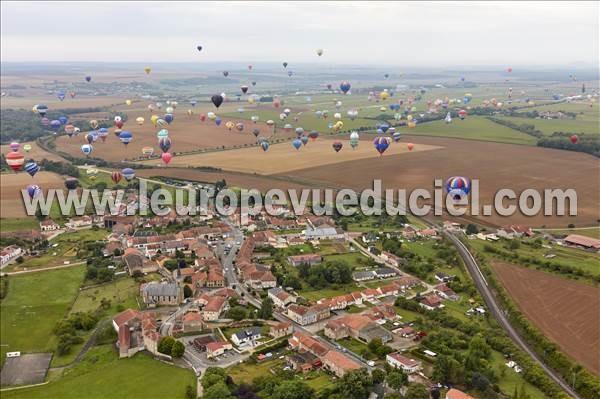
158,336,175,356
509,240,521,250
338,368,373,399
466,224,479,235
432,355,464,385
227,306,247,321
232,383,260,399
271,380,314,399
202,381,232,399
471,372,490,391
185,384,196,399
404,384,429,399
171,340,185,358
183,285,193,298
258,297,273,319
386,370,407,391
372,368,386,384
201,367,228,389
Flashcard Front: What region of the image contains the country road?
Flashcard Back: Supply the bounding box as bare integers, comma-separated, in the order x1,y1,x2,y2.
444,232,582,399
1,260,86,276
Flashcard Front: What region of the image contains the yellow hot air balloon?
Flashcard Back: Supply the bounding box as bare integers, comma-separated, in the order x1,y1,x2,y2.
150,115,159,126
126,99,132,106
23,144,32,153
248,97,255,104
144,67,151,74
225,121,235,131
379,91,390,100
408,121,416,128
136,117,145,125
90,119,99,129
187,109,194,116
379,106,387,112
333,121,344,132
156,118,167,127
407,115,413,121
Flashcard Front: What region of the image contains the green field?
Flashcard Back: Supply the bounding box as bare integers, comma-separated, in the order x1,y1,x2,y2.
0,265,85,361
536,227,600,239
493,115,599,136
408,116,538,145
0,217,39,232
70,277,140,315
490,351,547,399
2,345,196,399
300,284,361,302
6,228,108,272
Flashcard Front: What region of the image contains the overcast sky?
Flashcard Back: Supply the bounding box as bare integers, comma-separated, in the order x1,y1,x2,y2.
1,1,598,66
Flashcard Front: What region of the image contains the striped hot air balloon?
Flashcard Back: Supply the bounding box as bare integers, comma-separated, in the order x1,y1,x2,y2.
6,151,25,171
24,162,40,177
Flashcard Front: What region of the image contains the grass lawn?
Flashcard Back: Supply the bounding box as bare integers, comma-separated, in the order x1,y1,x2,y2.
537,227,600,239
403,240,440,259
0,217,39,232
0,265,85,361
228,357,285,383
2,345,196,399
408,116,538,145
322,251,369,266
70,277,140,315
7,228,109,272
492,115,600,136
490,351,547,399
300,284,361,302
336,337,376,360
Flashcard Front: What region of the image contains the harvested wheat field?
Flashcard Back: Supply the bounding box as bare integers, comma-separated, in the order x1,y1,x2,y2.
0,141,66,162
55,108,293,162
278,136,599,228
491,260,600,375
141,137,442,174
0,171,65,218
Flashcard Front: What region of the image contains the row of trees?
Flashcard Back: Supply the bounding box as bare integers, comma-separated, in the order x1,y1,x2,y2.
486,117,544,138
537,132,600,157
296,259,353,289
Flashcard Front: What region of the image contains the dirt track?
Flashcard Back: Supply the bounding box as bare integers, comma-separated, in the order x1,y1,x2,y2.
491,260,600,376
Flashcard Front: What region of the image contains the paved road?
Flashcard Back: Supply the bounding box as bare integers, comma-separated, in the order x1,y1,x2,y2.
444,232,582,399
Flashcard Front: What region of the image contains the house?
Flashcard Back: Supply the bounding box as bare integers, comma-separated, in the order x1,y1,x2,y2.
419,294,445,311
287,304,330,325
287,351,321,373
374,267,397,279
246,270,277,290
446,388,475,399
393,326,415,338
206,341,233,358
401,226,417,239
112,308,141,332
324,314,391,343
353,270,376,282
361,288,382,301
0,245,23,266
381,251,402,267
268,287,297,308
192,335,217,352
394,276,422,290
182,311,204,332
368,303,398,321
123,248,144,275
497,224,533,238
435,283,460,301
379,283,399,297
434,272,454,283
563,234,600,250
231,326,262,347
202,295,228,321
304,224,345,240
419,228,438,237
270,321,293,338
288,331,329,357
141,283,180,307
39,219,60,231
322,350,361,377
287,254,322,267
386,352,422,374
65,215,93,228
361,232,378,244
253,230,278,247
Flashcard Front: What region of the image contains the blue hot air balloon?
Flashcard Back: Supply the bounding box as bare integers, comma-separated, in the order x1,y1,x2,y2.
260,141,270,151
301,135,309,146
446,176,471,200
288,70,293,77
27,184,41,199
215,117,222,126
119,131,132,145
85,76,92,82
392,132,402,142
58,116,68,125
50,120,61,131
85,132,95,144
340,81,351,94
373,136,390,155
190,99,197,106
379,123,390,133
57,91,66,101
122,168,136,181
164,114,174,124
24,162,40,177
158,137,172,153
292,138,302,150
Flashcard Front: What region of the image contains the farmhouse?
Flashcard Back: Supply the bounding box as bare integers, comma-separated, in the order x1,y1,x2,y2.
324,314,392,343
287,254,322,267
497,225,534,238
374,267,398,279
39,219,60,231
386,352,422,374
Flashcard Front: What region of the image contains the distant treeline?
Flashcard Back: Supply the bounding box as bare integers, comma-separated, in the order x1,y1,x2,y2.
486,117,544,138
537,132,600,157
39,159,80,177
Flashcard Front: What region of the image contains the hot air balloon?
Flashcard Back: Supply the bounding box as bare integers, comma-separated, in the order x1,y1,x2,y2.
507,67,512,73
41,117,50,126
350,131,359,149
6,151,24,172
98,128,109,142
111,171,122,184
223,71,229,77
164,114,174,124
81,144,93,156
85,132,95,144
122,168,135,181
69,91,76,98
458,109,467,120
316,48,323,56
215,117,222,126
292,138,302,150
266,120,274,127
161,152,172,165
211,94,224,108
259,140,270,151
380,91,390,101
340,81,351,94
236,123,244,132
384,73,389,79
86,168,98,181
9,142,19,152
144,67,151,74
373,137,390,155
158,137,172,152
115,120,124,129
295,127,304,137
252,81,257,86
36,104,48,117
197,45,203,52
125,99,132,106
282,62,288,68
252,128,260,137
446,176,471,200
251,115,259,123
241,85,249,94
445,112,452,123
301,135,309,146
90,119,99,129
58,116,68,125
119,131,132,145
85,76,92,82
288,70,293,77
23,144,32,153
225,121,235,131
49,120,61,131
392,132,402,142
570,135,579,144
407,143,414,151
135,116,145,125
379,123,390,133
57,91,66,101
27,184,41,199
65,178,79,190
332,141,343,152
308,131,319,141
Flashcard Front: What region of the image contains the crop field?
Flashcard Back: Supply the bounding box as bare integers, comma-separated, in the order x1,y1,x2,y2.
140,135,441,174
491,261,600,375
0,171,66,219
0,141,66,162
493,115,599,135
0,265,85,362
